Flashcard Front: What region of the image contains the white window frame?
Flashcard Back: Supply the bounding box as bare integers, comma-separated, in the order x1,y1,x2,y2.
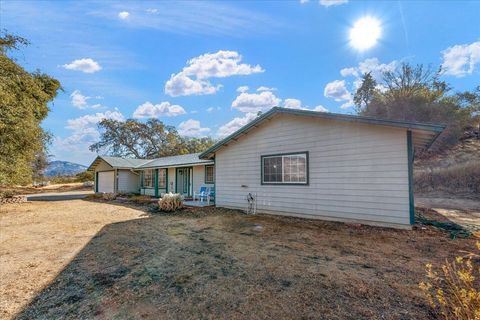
143,169,154,188
261,152,309,185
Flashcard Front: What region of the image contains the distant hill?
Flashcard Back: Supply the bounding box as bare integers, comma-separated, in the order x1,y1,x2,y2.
45,161,87,177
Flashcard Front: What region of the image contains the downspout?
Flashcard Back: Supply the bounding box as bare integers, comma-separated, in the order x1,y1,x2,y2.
407,130,415,225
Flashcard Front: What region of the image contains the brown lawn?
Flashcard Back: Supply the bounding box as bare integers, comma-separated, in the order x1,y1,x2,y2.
0,199,476,319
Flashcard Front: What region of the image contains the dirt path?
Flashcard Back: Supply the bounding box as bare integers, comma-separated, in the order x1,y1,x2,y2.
416,196,480,232
0,200,477,319
0,200,145,319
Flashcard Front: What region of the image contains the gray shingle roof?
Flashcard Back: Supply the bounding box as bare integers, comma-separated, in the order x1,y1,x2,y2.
136,153,212,169
88,153,212,171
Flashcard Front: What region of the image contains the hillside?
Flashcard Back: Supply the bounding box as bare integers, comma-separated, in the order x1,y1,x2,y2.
414,127,480,198
45,161,87,177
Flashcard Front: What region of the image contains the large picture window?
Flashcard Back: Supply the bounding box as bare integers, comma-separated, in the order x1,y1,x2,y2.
262,152,308,185
143,169,154,188
205,165,215,184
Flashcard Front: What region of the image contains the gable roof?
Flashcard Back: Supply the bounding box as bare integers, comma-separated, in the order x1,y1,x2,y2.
136,153,212,169
87,153,213,171
199,107,446,159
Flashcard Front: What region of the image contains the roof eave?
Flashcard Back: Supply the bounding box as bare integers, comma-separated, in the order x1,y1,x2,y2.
199,107,446,158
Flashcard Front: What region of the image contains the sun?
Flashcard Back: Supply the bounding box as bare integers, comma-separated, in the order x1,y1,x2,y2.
349,16,382,51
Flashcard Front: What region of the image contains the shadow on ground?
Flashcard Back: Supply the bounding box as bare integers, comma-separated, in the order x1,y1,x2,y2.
14,200,474,319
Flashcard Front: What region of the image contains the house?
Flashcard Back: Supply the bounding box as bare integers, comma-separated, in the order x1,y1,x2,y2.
87,154,214,197
88,107,445,229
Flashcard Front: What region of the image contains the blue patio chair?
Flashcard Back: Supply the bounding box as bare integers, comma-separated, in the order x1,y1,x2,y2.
193,186,210,202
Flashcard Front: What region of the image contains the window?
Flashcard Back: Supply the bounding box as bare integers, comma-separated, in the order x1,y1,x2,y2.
159,169,167,188
205,165,215,184
143,169,154,188
262,152,308,185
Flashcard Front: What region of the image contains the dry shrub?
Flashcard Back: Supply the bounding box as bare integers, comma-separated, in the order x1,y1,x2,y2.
129,195,152,205
415,161,480,194
0,190,15,198
158,193,183,212
419,242,480,319
101,193,117,201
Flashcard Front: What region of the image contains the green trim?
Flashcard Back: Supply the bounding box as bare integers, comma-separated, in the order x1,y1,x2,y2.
154,169,159,197
260,151,309,186
140,171,144,188
95,172,98,192
205,165,215,184
407,130,415,225
199,107,446,159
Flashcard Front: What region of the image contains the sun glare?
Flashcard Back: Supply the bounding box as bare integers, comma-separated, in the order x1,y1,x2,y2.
349,16,382,51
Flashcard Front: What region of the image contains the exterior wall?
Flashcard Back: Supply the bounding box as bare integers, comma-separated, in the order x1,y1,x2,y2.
193,165,215,194
214,114,410,228
117,169,140,193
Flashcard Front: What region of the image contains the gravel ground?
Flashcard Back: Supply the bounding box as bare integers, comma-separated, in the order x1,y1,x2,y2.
0,199,477,319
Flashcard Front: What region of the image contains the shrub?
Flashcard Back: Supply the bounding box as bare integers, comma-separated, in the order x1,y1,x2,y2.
415,161,480,195
0,190,15,198
419,241,480,319
129,195,153,205
101,193,117,201
158,193,183,212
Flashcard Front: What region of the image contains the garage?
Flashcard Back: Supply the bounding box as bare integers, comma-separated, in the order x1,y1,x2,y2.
97,171,115,193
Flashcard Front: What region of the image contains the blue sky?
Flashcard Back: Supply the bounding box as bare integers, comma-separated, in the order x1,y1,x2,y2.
2,0,479,165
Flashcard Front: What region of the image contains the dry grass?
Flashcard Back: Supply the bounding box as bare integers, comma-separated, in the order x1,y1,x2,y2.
0,200,477,319
0,182,92,196
415,161,480,195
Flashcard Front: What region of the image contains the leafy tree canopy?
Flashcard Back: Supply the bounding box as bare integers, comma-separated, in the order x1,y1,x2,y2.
353,63,479,150
0,31,61,186
89,118,215,159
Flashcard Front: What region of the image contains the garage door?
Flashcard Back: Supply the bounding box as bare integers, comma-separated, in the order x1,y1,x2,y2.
97,171,115,193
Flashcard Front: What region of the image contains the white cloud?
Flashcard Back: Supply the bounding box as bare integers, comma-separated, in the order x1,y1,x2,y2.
207,107,221,113
257,86,277,92
313,105,329,112
62,58,102,73
52,110,124,164
282,98,303,109
165,50,263,96
319,0,348,7
340,58,398,89
441,41,480,77
118,11,130,19
282,98,329,112
237,85,249,93
300,0,310,3
132,101,186,118
232,90,281,113
70,90,103,109
324,80,354,109
70,90,89,109
146,8,159,14
165,73,220,97
217,113,258,138
66,110,124,133
324,80,351,101
178,119,211,137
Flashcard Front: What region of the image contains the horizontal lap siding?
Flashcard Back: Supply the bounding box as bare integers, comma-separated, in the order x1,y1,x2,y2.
117,170,140,193
215,114,410,227
193,166,214,194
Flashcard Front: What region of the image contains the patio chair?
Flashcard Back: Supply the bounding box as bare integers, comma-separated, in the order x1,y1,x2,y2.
193,186,210,203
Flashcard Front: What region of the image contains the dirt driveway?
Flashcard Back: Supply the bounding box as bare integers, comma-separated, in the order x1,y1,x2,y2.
0,200,476,319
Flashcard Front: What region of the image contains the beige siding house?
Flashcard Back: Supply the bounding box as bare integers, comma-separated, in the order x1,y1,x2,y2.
88,154,214,198
88,107,444,229
199,107,444,229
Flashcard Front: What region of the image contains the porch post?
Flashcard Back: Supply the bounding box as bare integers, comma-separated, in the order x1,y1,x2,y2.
165,169,169,193
154,169,159,198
